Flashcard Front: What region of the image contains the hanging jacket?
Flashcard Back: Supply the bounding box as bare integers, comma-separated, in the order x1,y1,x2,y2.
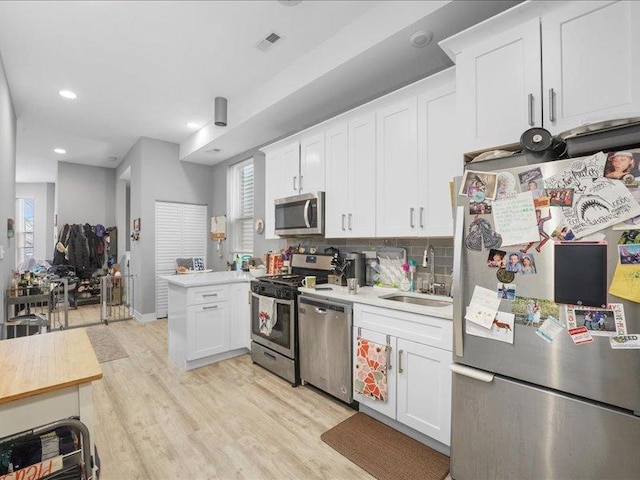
83,223,99,269
52,224,71,266
68,224,91,277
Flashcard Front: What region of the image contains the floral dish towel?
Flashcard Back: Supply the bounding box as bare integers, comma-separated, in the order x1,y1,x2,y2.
354,336,389,401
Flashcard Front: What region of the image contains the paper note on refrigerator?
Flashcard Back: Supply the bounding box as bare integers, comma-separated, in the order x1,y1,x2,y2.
466,311,514,344
610,335,640,349
535,315,564,343
465,285,501,329
568,326,595,345
544,153,640,238
491,191,539,247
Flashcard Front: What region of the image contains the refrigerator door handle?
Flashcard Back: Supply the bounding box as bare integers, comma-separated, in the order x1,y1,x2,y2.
452,205,465,358
450,363,494,383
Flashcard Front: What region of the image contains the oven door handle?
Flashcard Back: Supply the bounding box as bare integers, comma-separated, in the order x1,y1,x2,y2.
251,292,294,306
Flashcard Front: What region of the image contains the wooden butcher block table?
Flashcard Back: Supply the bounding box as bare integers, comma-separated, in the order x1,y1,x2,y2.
0,329,103,439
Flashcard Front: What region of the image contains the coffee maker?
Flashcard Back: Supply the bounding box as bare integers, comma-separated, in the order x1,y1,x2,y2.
344,252,366,287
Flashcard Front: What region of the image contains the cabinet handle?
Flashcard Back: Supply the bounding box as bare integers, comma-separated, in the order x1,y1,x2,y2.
202,293,218,297
293,176,298,192
203,305,218,310
548,88,556,123
341,214,346,231
348,213,353,230
398,349,404,374
528,93,534,126
410,208,415,228
419,207,424,229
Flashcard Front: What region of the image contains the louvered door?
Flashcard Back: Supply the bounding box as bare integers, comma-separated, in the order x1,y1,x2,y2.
155,202,207,318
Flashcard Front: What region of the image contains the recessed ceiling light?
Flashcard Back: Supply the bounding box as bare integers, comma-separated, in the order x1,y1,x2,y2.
54,148,66,154
186,122,201,129
409,30,433,48
58,90,77,99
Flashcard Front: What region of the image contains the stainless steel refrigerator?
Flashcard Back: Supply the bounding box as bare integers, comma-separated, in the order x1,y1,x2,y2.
450,152,640,480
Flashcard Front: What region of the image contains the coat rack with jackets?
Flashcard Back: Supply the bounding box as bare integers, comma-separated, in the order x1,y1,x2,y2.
52,223,117,279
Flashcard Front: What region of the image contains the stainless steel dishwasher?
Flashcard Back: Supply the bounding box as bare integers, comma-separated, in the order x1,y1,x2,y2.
298,295,353,404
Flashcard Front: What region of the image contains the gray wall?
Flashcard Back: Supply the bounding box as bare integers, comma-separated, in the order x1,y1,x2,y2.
118,137,214,317
209,149,285,271
0,53,16,323
15,183,55,261
57,162,116,227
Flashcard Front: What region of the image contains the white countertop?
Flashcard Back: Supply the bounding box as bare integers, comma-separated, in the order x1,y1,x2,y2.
298,285,453,320
161,270,252,287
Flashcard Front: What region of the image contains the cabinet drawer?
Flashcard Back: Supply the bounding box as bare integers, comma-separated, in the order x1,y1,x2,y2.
187,284,228,305
354,304,452,352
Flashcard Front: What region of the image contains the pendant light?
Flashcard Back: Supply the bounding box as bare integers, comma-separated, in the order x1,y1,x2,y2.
214,97,227,127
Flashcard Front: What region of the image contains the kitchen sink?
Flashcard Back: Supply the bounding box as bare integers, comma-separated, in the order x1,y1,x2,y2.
381,294,452,308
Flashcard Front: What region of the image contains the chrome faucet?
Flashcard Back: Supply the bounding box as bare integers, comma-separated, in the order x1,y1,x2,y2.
427,244,444,295
427,244,436,293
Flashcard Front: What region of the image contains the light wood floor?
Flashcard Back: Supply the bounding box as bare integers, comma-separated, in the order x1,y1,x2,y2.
52,302,132,329
92,319,374,480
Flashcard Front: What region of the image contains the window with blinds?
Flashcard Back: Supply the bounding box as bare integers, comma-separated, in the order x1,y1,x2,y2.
16,197,35,266
228,158,254,254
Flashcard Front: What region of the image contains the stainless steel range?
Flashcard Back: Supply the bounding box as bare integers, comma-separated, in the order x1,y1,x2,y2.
250,253,333,385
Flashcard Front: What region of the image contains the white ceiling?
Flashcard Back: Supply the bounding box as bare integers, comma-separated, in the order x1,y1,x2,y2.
0,0,520,183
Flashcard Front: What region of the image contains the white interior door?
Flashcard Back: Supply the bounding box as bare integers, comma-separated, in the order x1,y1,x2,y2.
155,202,207,318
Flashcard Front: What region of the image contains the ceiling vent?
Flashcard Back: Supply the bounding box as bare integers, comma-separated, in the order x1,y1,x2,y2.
256,32,282,53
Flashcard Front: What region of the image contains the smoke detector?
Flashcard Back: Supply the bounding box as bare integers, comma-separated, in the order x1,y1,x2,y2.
206,148,222,154
256,31,282,53
409,30,433,48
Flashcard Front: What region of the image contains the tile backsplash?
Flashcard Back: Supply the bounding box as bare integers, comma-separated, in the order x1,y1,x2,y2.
283,237,454,294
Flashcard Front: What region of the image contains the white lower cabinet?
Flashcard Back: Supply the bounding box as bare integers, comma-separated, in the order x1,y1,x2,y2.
353,304,452,446
396,338,452,444
168,281,251,370
187,301,228,360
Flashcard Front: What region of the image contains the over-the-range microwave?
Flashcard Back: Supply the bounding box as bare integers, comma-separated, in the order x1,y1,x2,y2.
274,191,324,236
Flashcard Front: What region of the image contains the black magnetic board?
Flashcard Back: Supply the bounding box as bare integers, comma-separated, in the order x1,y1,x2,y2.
554,243,607,308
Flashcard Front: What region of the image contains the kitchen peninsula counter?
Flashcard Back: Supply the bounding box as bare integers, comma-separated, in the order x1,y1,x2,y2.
162,270,252,287
162,271,251,371
0,328,103,439
298,285,453,320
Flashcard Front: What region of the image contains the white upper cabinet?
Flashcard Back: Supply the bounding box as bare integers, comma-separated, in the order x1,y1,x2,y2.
348,113,376,237
442,0,640,153
281,140,301,197
300,132,325,194
541,1,640,132
417,70,459,237
325,113,376,239
264,68,457,240
325,123,349,238
453,18,542,153
376,97,419,237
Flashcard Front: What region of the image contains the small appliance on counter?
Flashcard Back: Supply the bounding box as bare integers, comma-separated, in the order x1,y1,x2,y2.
344,252,366,287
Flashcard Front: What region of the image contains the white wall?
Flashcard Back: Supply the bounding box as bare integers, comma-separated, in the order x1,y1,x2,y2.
0,53,16,323
15,183,55,261
118,137,213,318
57,162,116,227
